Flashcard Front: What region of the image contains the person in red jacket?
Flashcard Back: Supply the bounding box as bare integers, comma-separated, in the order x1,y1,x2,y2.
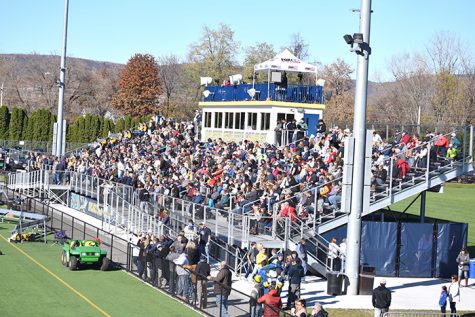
258,285,282,317
434,133,449,157
394,157,410,179
400,131,411,145
278,202,298,222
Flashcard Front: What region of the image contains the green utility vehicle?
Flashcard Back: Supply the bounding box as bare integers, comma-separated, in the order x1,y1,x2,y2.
61,239,110,271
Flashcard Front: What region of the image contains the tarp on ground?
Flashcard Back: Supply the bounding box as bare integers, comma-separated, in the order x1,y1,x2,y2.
399,223,434,277
435,223,468,278
360,222,398,276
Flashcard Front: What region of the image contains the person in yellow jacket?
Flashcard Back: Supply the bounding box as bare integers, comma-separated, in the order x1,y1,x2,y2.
256,245,268,269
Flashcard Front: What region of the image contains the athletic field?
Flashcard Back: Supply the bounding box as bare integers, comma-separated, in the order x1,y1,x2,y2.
391,183,475,250
0,225,200,317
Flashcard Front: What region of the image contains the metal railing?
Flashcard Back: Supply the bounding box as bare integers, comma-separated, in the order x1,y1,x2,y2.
0,139,89,154
2,185,291,317
370,125,473,209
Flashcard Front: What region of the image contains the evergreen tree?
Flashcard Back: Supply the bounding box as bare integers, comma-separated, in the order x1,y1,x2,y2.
8,107,28,140
124,115,132,130
0,106,10,139
101,119,114,137
21,109,28,140
114,118,125,133
77,116,86,142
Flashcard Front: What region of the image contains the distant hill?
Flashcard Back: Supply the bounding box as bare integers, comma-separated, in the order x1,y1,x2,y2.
0,53,124,76
0,54,123,116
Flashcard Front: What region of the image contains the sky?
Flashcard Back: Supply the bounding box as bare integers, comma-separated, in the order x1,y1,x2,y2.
1,0,474,82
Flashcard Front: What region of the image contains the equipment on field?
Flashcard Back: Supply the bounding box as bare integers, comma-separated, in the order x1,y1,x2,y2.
61,239,110,271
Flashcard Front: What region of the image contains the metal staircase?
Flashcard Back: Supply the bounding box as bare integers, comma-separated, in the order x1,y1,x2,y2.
317,125,474,234
267,125,474,277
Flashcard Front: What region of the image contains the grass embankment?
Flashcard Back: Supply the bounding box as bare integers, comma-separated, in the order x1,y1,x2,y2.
0,225,200,317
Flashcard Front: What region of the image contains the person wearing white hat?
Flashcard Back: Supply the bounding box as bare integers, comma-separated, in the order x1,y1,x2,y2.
372,278,391,317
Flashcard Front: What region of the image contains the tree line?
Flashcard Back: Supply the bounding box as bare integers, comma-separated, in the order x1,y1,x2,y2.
0,105,148,143
1,27,474,130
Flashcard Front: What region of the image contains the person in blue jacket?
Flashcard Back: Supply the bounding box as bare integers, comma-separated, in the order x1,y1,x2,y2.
439,285,448,315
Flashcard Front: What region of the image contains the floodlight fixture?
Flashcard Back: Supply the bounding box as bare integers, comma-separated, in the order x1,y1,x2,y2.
343,34,354,45
353,33,364,44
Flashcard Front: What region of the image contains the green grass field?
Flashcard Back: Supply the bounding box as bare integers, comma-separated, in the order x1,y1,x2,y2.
1,183,473,317
0,225,200,317
391,183,475,253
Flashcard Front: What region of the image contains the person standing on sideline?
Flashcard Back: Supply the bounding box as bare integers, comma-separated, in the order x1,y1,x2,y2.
198,222,212,259
195,254,211,309
327,237,339,271
208,261,232,317
257,284,282,317
372,278,391,317
438,285,448,316
285,258,305,310
296,238,308,275
339,238,347,270
456,248,470,287
448,275,460,316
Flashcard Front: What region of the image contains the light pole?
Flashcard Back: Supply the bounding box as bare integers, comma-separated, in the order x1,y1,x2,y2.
55,0,69,157
343,0,372,296
0,83,4,107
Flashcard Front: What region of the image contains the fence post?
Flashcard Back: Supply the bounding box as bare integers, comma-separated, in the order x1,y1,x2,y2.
110,235,114,262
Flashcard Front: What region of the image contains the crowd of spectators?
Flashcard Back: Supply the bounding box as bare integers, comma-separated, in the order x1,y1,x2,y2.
18,113,464,316
24,113,463,235
29,115,354,228
129,220,214,308
245,239,331,317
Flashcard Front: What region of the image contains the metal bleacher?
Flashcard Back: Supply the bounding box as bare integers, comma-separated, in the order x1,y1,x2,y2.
6,125,474,278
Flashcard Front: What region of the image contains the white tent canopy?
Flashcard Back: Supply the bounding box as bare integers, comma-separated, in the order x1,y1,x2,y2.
253,49,317,74
252,49,318,95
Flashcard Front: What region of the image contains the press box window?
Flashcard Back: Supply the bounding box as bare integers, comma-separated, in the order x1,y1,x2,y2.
224,112,234,129
204,112,212,128
260,113,270,130
214,112,223,128
235,112,245,130
247,112,257,130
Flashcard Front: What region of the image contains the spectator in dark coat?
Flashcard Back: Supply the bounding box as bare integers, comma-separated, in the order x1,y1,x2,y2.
208,261,232,317
285,258,305,309
372,279,391,317
195,255,211,308
316,119,326,134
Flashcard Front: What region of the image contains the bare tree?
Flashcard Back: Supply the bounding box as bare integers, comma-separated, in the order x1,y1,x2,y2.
388,53,434,132
158,54,181,116
459,55,475,124
183,24,240,114
425,32,469,127
285,33,310,61
243,42,276,80
319,59,354,124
